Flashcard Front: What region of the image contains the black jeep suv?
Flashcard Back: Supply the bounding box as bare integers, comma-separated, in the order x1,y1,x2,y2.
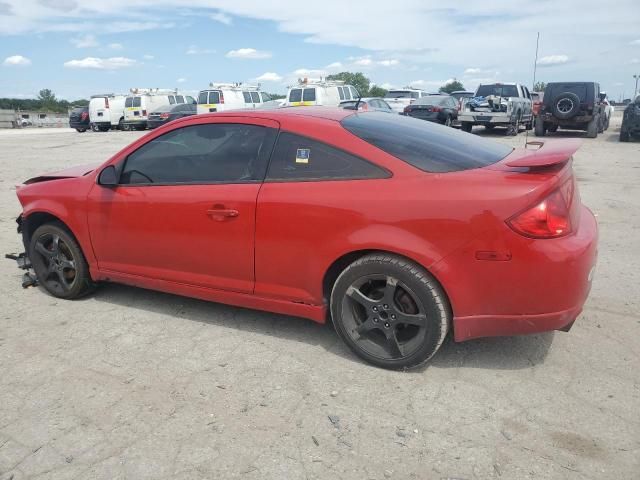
535,82,603,138
620,96,640,142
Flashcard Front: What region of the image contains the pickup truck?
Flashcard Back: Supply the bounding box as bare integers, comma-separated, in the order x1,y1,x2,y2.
383,88,429,114
458,83,533,135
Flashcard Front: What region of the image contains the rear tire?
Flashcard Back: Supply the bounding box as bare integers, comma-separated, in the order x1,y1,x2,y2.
461,122,472,133
28,223,96,300
444,116,452,127
586,115,599,138
75,128,86,133
330,253,450,370
534,116,546,136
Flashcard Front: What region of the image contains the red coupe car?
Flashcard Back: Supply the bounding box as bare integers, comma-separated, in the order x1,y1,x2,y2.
12,108,597,369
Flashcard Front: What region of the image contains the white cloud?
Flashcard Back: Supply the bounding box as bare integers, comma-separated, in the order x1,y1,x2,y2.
71,34,98,48
226,48,271,59
108,43,123,50
177,77,186,83
628,58,639,65
186,45,214,55
377,59,399,67
537,55,569,66
630,39,640,46
326,62,342,69
256,72,282,82
464,67,483,75
3,55,31,66
211,11,232,25
353,57,372,66
143,54,155,60
63,56,137,70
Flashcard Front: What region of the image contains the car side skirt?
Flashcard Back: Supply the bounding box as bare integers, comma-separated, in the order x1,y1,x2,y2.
95,269,328,323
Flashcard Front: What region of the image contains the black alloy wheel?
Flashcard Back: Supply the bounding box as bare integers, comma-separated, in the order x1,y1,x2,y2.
331,254,450,369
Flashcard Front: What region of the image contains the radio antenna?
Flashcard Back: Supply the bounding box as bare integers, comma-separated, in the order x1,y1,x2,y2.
525,32,540,148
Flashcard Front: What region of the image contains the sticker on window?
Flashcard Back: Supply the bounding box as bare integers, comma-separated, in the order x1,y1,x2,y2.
296,148,310,164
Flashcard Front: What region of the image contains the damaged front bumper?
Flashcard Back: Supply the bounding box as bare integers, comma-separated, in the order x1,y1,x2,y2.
5,214,38,288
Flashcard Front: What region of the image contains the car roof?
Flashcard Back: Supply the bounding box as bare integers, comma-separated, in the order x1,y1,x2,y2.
195,106,355,123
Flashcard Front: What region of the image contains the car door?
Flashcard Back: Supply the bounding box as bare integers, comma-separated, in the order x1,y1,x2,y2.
87,117,279,293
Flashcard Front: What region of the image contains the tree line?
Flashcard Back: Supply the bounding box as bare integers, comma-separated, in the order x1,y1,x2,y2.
0,89,89,113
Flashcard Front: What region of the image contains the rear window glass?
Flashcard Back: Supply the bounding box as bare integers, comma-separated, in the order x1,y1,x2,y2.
350,87,359,98
260,92,271,101
338,87,345,100
243,92,252,103
289,89,302,102
385,91,418,99
198,92,208,104
125,97,133,107
133,97,141,107
169,96,176,104
341,112,513,173
175,95,184,104
303,88,316,102
476,84,519,98
250,92,261,103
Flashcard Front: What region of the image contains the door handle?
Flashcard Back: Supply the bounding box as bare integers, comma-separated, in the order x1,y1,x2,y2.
207,207,239,221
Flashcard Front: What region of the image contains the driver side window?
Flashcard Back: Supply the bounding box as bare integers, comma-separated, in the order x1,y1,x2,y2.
120,124,274,185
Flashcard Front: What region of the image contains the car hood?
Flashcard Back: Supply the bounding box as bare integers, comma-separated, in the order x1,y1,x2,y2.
24,162,100,184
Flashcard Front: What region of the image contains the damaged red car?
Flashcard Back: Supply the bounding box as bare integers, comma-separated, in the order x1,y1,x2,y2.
12,108,598,369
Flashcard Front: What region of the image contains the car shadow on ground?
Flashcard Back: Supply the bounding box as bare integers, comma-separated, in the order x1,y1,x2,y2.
87,282,555,372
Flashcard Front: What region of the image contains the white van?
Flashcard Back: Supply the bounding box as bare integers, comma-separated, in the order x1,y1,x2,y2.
196,83,270,114
89,94,126,131
123,89,194,130
284,79,360,107
384,88,430,113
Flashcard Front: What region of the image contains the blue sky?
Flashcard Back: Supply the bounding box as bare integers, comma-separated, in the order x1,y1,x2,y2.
1,0,639,101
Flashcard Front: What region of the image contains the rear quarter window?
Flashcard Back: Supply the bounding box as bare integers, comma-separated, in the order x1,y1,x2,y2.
125,97,133,107
303,88,316,102
341,112,513,173
133,97,141,107
289,89,302,102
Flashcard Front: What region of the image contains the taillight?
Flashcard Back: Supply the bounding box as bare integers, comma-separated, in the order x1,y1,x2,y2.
220,92,225,104
105,97,110,109
431,106,442,112
142,110,147,116
508,186,573,239
80,111,88,120
403,106,412,114
360,103,368,110
160,112,170,120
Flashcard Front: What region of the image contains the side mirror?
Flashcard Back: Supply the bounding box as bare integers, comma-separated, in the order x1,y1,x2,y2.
98,165,118,187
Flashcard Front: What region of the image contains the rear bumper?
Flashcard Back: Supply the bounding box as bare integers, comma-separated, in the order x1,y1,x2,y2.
69,121,89,129
147,120,168,129
124,120,147,126
440,206,598,342
459,113,511,125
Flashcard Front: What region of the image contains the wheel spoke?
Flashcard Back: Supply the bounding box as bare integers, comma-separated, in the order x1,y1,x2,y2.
383,276,398,303
35,241,54,258
384,329,405,358
51,235,60,254
60,258,75,270
394,311,427,327
346,286,377,308
54,269,70,290
355,318,377,337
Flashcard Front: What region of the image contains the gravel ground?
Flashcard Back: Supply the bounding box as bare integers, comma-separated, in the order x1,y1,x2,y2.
0,113,639,480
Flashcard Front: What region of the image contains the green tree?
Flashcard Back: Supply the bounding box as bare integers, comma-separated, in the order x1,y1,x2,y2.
438,79,465,94
533,81,546,92
37,88,57,110
326,72,370,97
368,85,388,98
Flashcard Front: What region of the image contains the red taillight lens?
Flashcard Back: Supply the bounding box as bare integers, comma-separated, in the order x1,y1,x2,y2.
142,110,147,116
220,92,225,104
159,112,170,119
80,111,88,120
508,188,573,239
431,106,442,112
360,103,368,110
404,106,411,113
105,97,110,109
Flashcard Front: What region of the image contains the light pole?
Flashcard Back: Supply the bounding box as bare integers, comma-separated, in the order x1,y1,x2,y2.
634,74,640,98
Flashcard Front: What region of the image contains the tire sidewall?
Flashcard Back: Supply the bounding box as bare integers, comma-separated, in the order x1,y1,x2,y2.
330,255,449,369
552,92,581,119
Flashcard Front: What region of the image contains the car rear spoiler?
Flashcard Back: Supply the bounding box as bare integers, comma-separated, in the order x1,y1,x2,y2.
505,139,583,168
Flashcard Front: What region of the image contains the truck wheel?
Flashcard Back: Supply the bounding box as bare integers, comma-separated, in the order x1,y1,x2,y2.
98,125,110,132
444,116,452,127
620,130,630,142
552,92,581,119
75,128,86,133
534,117,546,136
597,116,604,134
330,253,450,370
118,118,125,130
586,115,599,138
461,122,473,133
91,123,99,132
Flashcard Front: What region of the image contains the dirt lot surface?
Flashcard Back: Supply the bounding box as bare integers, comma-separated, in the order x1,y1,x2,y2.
1,114,639,480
